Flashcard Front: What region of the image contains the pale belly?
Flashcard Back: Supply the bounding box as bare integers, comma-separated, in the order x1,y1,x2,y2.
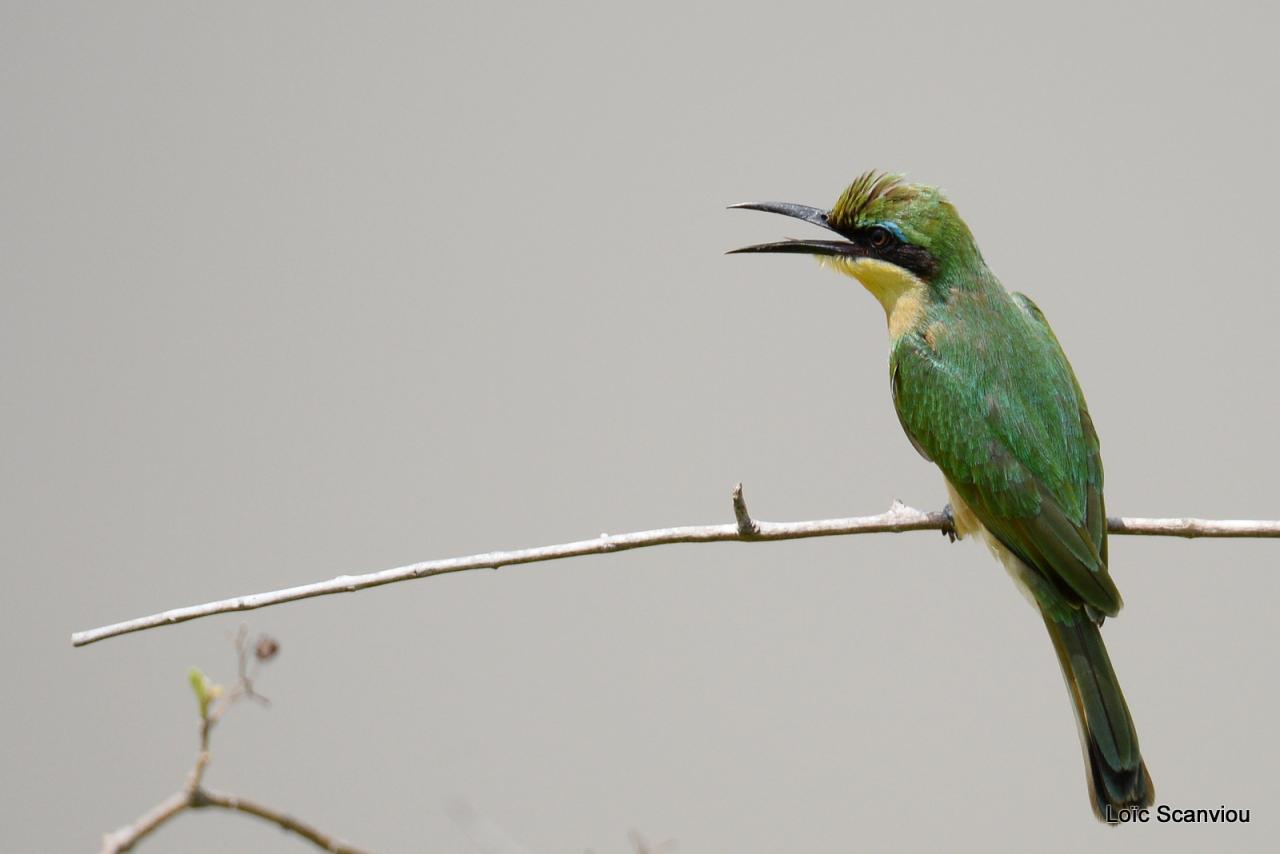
945,479,1041,611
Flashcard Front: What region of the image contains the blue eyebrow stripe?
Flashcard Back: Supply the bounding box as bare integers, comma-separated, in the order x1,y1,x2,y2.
872,221,908,243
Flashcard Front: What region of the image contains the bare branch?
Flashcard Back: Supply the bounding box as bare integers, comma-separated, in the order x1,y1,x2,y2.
101,756,366,854
100,793,188,853
72,486,1280,648
1106,516,1280,538
193,789,367,854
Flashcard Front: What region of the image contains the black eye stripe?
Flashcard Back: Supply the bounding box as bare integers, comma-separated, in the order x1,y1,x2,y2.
851,226,938,279
886,243,939,280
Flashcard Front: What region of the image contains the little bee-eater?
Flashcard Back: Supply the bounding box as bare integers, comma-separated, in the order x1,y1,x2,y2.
730,172,1153,821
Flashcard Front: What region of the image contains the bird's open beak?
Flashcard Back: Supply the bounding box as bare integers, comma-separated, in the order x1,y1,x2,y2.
726,201,862,257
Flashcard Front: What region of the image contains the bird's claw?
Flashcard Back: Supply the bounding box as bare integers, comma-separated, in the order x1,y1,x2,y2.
941,504,957,543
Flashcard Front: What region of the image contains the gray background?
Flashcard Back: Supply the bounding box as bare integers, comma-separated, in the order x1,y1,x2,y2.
5,2,1279,851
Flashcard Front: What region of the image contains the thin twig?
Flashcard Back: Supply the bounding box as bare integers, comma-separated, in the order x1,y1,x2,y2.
732,482,760,537
1105,516,1280,537
101,756,364,854
100,637,365,854
73,486,1280,648
194,789,366,854
100,793,188,853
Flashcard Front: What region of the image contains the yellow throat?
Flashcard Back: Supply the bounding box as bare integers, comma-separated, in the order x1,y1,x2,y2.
820,256,928,340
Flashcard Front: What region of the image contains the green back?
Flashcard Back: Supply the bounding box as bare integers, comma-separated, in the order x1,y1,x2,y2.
890,278,1119,621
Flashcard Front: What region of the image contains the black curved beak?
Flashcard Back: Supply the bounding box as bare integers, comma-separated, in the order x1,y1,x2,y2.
726,201,862,257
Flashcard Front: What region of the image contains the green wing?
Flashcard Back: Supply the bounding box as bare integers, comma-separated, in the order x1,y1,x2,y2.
891,292,1119,620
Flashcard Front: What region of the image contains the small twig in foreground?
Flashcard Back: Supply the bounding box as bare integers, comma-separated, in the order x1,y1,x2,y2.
72,485,1280,648
629,829,678,853
99,632,368,854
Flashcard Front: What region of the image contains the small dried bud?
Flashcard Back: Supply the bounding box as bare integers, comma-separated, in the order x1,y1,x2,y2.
254,635,280,662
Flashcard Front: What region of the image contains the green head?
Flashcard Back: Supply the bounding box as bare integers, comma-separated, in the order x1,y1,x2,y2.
729,172,987,328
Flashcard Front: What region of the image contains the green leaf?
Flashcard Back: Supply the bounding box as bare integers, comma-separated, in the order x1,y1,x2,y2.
188,667,211,719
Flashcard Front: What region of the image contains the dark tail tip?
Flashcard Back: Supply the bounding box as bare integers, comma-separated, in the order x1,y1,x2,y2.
1089,732,1154,823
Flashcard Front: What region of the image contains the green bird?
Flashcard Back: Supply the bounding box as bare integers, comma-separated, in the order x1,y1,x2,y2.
729,172,1153,821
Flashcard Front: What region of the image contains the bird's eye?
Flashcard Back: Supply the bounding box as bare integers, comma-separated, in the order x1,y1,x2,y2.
867,226,893,250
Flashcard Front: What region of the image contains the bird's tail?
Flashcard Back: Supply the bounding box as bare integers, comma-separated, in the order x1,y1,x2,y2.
1041,612,1154,821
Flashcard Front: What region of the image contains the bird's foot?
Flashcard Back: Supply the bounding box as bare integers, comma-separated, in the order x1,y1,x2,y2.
941,504,957,543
